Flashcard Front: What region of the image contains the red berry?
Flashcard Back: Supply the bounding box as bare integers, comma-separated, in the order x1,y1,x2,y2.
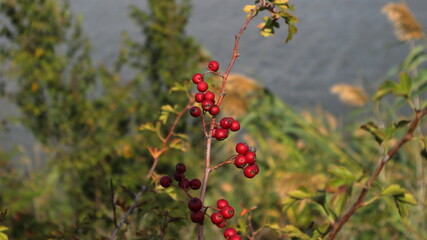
217,199,229,209
244,164,259,178
189,179,201,190
188,197,203,212
235,142,249,155
210,212,224,225
204,91,215,100
208,60,220,72
202,99,213,111
176,163,187,173
209,105,220,116
229,235,241,240
179,178,190,189
234,154,247,168
245,151,256,164
197,81,209,92
192,73,204,84
229,120,240,132
223,228,238,239
159,176,172,188
211,127,218,138
220,117,232,129
216,220,227,228
220,206,234,219
195,93,205,103
174,172,185,181
215,128,229,141
189,106,201,117
191,211,205,223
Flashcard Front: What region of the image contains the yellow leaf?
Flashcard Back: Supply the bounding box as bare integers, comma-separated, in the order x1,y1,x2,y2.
243,5,256,13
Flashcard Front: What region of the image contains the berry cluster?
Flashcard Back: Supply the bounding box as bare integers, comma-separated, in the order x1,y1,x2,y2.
189,60,221,117
160,59,259,238
234,142,259,178
159,163,201,191
213,117,240,141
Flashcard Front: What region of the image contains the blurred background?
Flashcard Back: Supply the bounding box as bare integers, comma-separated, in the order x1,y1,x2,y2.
0,0,427,239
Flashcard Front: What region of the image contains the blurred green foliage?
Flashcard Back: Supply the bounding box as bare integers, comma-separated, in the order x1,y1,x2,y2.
0,0,426,240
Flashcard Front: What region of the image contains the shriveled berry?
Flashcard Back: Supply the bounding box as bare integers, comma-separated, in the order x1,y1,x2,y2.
220,206,235,219
235,142,249,155
229,120,240,132
210,212,224,225
245,151,256,164
215,128,229,141
202,99,213,111
209,105,220,116
208,60,220,72
234,154,247,168
188,197,203,212
189,179,201,190
159,176,172,188
192,73,204,84
223,228,238,239
217,199,229,209
189,106,201,117
229,235,241,240
244,164,259,178
220,117,232,129
195,93,205,103
197,81,209,92
216,220,227,228
191,211,205,223
179,178,190,189
176,163,187,173
204,91,215,100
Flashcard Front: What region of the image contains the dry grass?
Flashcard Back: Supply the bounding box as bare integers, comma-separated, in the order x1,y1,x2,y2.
330,84,369,107
382,3,424,42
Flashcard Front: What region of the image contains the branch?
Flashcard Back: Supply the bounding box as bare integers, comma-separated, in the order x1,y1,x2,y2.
328,106,427,240
196,4,263,240
110,185,147,240
146,99,193,179
110,100,193,240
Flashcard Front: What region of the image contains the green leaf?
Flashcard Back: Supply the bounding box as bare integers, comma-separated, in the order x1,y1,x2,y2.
282,197,297,212
373,80,398,101
287,189,312,200
0,226,8,240
282,225,311,240
381,184,407,196
397,193,417,205
394,119,410,129
394,198,410,218
360,121,385,144
396,72,412,96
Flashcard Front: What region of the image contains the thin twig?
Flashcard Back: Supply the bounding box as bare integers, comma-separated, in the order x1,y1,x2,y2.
110,178,118,228
328,106,427,239
110,185,147,240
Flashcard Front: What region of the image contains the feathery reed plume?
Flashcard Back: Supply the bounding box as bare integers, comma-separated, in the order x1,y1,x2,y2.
218,73,261,117
330,84,368,107
382,3,424,42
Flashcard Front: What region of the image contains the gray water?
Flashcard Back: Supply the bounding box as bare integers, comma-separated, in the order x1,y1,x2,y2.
1,0,427,152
